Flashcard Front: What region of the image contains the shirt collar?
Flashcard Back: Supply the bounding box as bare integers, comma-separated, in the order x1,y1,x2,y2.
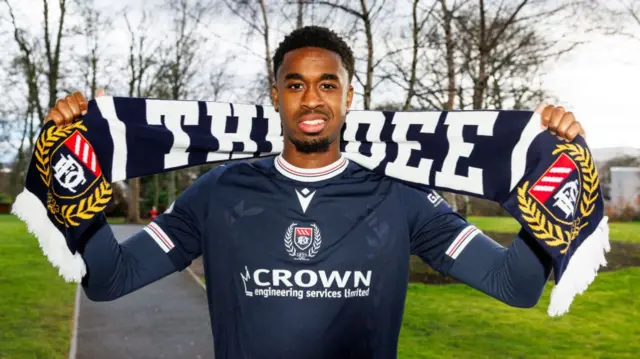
274,153,349,182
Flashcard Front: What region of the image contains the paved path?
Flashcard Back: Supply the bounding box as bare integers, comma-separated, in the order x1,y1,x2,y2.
75,225,214,359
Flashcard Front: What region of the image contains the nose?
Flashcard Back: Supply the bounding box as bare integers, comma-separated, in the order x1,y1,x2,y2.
301,86,323,110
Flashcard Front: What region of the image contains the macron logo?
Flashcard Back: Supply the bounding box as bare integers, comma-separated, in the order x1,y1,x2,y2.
295,188,316,214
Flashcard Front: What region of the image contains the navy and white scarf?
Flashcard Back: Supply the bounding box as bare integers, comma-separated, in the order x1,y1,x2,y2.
12,96,610,316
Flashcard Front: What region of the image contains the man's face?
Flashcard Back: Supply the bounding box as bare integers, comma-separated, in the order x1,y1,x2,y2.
272,47,354,153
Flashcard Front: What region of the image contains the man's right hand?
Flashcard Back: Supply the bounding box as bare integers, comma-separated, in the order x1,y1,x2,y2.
46,89,105,128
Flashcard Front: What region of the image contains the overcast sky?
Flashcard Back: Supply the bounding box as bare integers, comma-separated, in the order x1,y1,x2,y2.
3,0,640,151
541,32,640,149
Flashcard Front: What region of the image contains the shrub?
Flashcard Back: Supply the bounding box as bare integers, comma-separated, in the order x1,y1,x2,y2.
606,199,640,221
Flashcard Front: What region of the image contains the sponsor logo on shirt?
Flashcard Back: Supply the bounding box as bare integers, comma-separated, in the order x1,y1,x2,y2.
237,221,372,300
427,191,443,207
240,267,371,300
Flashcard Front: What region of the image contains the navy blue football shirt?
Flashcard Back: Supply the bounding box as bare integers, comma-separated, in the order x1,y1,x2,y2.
81,155,552,359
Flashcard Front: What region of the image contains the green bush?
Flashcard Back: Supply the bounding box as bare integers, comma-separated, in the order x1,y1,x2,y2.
0,193,12,204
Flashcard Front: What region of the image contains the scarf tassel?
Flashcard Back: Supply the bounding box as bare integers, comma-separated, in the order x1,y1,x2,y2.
11,189,87,282
547,216,610,317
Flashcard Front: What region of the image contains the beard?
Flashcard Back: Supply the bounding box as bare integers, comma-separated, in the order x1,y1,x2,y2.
288,135,333,153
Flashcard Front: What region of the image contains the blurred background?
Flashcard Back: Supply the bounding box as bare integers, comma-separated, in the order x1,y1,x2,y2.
0,0,638,358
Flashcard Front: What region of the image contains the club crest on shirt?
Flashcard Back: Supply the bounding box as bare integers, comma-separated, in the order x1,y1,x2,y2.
516,144,599,254
284,222,322,261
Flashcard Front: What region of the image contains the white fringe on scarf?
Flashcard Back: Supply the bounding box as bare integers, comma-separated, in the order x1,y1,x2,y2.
547,216,610,317
11,189,87,282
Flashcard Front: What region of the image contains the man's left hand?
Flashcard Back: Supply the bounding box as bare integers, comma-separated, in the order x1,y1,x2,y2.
536,104,586,142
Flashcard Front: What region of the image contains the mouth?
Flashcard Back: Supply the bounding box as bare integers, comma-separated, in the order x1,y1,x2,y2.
297,114,328,134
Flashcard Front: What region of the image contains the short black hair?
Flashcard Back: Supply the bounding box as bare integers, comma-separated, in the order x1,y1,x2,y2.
272,26,355,82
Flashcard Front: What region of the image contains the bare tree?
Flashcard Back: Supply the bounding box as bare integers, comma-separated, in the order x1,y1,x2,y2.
0,54,29,195
4,0,66,200
313,0,388,109
383,0,470,111
2,0,71,200
71,0,114,97
224,0,276,101
440,0,462,111
383,0,438,110
42,0,68,111
4,2,44,129
620,0,640,42
383,0,465,208
3,0,70,126
624,0,640,28
297,0,305,28
4,104,33,199
455,0,583,110
207,63,233,101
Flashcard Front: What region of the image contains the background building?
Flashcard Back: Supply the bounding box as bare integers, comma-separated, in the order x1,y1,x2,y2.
609,167,640,210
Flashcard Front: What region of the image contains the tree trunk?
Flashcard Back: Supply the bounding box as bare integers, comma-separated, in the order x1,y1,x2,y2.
44,0,68,118
258,0,275,89
89,48,97,96
126,178,142,223
313,1,378,109
360,0,374,110
441,0,458,212
472,0,487,110
462,0,490,216
441,0,456,111
153,174,160,208
403,0,420,110
125,20,143,224
296,0,304,28
167,172,176,208
8,110,31,199
464,194,472,216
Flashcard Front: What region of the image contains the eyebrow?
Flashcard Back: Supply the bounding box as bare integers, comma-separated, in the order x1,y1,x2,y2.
283,73,340,82
320,73,339,81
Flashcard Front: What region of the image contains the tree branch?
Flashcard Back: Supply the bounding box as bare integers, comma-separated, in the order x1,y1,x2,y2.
311,1,364,19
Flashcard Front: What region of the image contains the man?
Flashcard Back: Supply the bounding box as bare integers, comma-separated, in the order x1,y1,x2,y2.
48,26,584,358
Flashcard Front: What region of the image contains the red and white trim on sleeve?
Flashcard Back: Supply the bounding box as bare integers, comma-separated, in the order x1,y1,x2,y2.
143,222,175,253
445,225,480,260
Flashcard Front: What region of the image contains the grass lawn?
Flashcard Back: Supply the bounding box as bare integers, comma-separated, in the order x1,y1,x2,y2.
399,267,640,359
0,215,77,359
467,216,640,243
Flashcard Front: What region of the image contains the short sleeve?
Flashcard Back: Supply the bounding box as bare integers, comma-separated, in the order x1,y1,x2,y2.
401,185,480,276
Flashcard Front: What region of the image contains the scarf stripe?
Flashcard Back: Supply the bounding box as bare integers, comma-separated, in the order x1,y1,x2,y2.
97,96,128,181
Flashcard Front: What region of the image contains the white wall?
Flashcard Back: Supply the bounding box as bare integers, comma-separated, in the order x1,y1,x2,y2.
610,167,640,209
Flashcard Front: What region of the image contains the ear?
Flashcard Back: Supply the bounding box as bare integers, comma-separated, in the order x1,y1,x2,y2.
271,83,279,112
346,85,354,112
